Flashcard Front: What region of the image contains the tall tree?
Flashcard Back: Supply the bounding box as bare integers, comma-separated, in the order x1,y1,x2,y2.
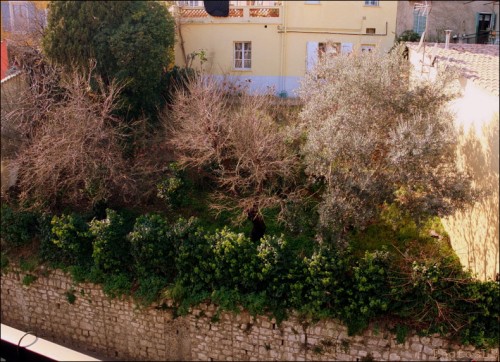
43,1,175,121
297,44,477,239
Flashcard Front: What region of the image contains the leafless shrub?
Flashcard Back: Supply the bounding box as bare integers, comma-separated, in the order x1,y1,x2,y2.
167,76,302,240
297,44,478,238
4,45,63,142
6,60,141,211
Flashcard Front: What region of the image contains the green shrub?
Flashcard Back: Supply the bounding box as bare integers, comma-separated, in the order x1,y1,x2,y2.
257,235,304,318
134,275,169,306
0,204,38,247
209,228,262,293
1,253,9,272
458,280,500,348
129,215,196,281
22,274,38,286
163,66,197,105
38,212,67,267
102,273,132,299
19,257,38,272
342,250,390,335
397,30,421,42
293,247,349,319
156,162,191,209
89,209,134,274
174,222,213,297
51,214,93,267
65,289,76,304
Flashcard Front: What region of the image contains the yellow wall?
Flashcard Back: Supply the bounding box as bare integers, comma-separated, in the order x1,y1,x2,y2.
174,1,398,94
408,47,499,281
177,23,281,77
443,81,499,281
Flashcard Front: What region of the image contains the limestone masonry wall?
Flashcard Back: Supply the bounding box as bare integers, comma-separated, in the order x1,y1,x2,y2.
1,267,498,361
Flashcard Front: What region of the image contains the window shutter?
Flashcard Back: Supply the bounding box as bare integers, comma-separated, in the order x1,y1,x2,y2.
413,10,426,35
341,43,353,54
475,12,480,34
306,41,319,71
413,10,418,34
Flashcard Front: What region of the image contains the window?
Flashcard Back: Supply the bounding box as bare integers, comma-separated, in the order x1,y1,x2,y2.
365,28,376,34
364,1,379,6
413,8,427,35
361,44,375,53
7,1,31,33
234,42,252,70
307,41,352,71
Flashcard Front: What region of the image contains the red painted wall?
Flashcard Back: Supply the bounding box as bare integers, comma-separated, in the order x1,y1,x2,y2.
1,40,8,80
0,40,9,79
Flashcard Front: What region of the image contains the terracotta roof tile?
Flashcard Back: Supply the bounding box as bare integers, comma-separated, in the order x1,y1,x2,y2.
407,42,499,97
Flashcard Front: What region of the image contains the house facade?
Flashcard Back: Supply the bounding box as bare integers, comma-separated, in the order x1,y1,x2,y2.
396,0,499,44
407,42,499,281
173,0,398,96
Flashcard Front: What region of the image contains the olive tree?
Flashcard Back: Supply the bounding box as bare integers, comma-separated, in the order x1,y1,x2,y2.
297,44,477,237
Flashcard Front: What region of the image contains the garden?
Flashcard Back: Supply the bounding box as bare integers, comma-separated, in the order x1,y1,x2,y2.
1,1,498,350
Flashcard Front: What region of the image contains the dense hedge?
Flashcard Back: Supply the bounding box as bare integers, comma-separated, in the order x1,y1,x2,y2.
1,205,498,348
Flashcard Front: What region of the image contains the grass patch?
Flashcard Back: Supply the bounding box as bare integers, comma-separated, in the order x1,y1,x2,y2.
22,274,38,286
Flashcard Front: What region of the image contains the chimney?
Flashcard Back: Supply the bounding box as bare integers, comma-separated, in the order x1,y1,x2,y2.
445,29,452,49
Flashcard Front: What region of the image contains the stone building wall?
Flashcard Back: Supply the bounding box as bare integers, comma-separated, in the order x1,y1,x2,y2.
1,267,498,361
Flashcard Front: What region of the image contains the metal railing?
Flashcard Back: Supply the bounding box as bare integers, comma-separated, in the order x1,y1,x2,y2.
452,30,498,45
177,5,281,23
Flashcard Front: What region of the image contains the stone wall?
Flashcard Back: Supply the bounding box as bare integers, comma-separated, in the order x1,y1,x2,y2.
1,267,498,361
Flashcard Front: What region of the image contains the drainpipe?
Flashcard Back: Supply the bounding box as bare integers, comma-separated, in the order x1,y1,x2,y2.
444,29,452,49
279,1,287,97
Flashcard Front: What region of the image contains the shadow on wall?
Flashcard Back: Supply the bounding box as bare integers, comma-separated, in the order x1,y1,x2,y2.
443,114,499,281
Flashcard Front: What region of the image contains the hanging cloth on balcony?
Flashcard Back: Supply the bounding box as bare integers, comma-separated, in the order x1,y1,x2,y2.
204,1,229,17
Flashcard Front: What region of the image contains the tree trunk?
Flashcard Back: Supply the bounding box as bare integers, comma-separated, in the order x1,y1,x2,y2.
247,206,266,242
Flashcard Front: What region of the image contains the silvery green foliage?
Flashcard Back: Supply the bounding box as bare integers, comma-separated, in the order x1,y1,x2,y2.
297,44,476,234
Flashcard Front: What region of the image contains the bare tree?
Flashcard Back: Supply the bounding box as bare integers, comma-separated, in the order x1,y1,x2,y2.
5,59,140,211
297,44,478,239
167,76,302,241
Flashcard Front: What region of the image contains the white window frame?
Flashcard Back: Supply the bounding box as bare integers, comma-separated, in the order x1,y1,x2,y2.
234,41,252,70
305,1,320,4
364,1,379,6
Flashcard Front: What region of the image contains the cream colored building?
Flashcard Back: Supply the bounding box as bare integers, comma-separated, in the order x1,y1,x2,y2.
407,42,499,281
173,0,398,96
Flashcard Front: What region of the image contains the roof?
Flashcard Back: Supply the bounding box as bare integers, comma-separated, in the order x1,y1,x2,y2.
406,42,499,97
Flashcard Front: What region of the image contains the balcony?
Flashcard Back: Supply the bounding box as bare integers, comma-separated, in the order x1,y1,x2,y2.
175,5,281,24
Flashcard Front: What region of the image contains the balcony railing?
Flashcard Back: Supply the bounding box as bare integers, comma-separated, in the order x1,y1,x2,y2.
177,5,281,23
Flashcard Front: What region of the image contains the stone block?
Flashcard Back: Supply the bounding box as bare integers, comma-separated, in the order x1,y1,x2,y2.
421,345,433,356
389,353,401,361
410,343,423,352
431,338,443,347
358,350,368,357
